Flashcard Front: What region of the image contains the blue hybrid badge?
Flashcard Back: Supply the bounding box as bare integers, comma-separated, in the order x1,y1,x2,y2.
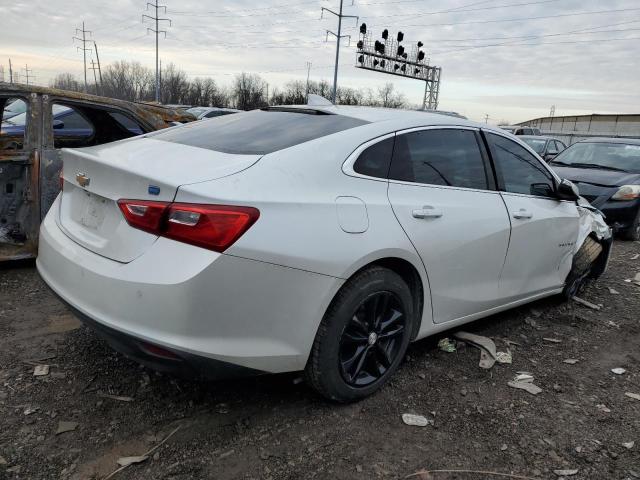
148,185,161,196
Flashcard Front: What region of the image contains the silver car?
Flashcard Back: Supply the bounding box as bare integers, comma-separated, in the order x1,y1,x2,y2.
37,105,611,402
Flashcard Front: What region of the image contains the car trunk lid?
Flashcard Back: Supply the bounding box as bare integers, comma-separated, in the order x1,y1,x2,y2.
57,137,261,263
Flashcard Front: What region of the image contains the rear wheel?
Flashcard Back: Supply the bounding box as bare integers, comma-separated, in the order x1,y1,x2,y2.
620,209,640,241
305,266,414,403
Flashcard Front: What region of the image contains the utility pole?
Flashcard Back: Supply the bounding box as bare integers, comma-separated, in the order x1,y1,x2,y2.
143,0,171,103
549,105,556,117
93,41,103,88
90,59,100,94
22,64,34,85
9,58,13,83
265,83,269,105
322,1,358,104
484,114,489,124
305,61,312,102
73,21,93,92
159,59,162,102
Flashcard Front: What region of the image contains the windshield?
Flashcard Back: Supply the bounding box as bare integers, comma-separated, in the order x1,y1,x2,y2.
552,142,640,173
522,138,546,154
150,109,368,155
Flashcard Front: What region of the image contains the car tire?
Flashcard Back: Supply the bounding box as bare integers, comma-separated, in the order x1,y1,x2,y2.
305,266,414,403
620,209,640,241
563,236,603,298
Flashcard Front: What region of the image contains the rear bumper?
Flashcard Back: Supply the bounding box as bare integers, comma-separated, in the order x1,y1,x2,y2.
37,198,342,374
56,292,263,379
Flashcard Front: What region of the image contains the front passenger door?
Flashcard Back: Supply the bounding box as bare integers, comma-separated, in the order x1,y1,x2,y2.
484,132,579,300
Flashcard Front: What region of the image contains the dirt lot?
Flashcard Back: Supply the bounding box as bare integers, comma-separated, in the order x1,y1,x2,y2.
1,242,639,480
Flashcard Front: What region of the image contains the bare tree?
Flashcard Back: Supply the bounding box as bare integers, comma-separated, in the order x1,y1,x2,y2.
50,73,81,92
232,73,267,110
377,82,406,108
160,63,189,105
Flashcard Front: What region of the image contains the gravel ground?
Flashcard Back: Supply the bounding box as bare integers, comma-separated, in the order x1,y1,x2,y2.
0,241,639,480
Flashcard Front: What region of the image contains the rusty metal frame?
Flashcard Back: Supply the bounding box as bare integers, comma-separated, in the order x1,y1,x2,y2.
0,82,195,261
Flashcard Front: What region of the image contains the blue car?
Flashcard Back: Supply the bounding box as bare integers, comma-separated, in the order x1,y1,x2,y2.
1,104,143,141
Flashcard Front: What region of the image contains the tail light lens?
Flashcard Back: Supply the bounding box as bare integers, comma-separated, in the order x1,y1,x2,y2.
117,200,259,252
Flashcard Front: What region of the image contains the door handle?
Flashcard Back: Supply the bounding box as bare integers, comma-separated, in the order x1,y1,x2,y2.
412,206,443,219
512,209,533,219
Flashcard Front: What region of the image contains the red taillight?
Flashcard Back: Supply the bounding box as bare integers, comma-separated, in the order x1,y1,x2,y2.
117,200,259,252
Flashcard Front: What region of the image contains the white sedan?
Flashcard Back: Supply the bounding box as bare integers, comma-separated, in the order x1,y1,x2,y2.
36,105,611,402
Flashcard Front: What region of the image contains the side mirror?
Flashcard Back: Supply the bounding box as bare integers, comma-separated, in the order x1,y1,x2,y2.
53,119,64,129
557,179,580,201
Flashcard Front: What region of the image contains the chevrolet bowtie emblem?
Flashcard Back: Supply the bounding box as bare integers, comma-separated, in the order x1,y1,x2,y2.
76,172,90,188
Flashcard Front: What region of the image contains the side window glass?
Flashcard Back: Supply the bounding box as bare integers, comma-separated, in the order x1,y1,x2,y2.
487,133,555,198
547,140,558,154
389,129,488,190
353,137,394,178
1,97,28,151
109,112,144,135
556,141,566,152
52,104,95,148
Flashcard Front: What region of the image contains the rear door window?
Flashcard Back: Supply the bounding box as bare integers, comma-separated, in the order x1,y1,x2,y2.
389,128,489,190
52,104,95,148
149,109,368,155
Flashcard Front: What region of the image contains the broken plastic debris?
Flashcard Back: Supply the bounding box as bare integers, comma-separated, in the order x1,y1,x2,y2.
611,368,626,375
596,404,611,413
98,393,134,402
437,338,456,353
563,359,579,365
33,365,50,376
554,469,579,476
508,373,542,395
625,392,640,401
608,287,620,295
56,421,79,435
623,441,635,449
453,331,497,369
402,413,432,427
117,456,148,467
543,337,563,343
495,350,512,364
572,296,601,310
23,406,39,416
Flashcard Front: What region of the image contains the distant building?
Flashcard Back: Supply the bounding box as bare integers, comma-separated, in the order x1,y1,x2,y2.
517,114,640,145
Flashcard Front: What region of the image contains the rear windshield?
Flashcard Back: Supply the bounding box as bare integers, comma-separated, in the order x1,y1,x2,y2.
148,109,368,155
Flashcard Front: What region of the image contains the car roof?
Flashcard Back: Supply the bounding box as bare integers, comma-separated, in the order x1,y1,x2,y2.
268,104,501,133
577,137,640,145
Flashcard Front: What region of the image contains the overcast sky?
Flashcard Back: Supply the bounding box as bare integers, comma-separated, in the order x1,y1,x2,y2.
2,0,639,123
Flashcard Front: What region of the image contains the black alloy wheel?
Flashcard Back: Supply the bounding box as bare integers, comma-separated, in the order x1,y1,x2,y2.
339,291,406,387
305,266,415,403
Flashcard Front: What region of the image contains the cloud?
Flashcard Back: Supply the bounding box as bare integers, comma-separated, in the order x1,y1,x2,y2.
2,0,639,122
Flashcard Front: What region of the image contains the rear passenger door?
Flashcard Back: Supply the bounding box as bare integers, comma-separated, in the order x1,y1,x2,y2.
484,132,579,299
387,127,511,324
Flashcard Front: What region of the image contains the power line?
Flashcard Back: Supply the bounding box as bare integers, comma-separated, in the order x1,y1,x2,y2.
22,64,34,85
143,0,172,102
359,6,640,30
73,21,93,91
322,0,359,103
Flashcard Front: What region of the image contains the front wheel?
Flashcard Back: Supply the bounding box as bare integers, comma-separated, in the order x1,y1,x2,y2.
305,266,414,403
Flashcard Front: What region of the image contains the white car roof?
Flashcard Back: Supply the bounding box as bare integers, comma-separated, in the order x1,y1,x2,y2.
273,104,504,135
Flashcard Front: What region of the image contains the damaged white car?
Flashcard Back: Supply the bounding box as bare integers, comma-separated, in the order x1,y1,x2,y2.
36,105,612,402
